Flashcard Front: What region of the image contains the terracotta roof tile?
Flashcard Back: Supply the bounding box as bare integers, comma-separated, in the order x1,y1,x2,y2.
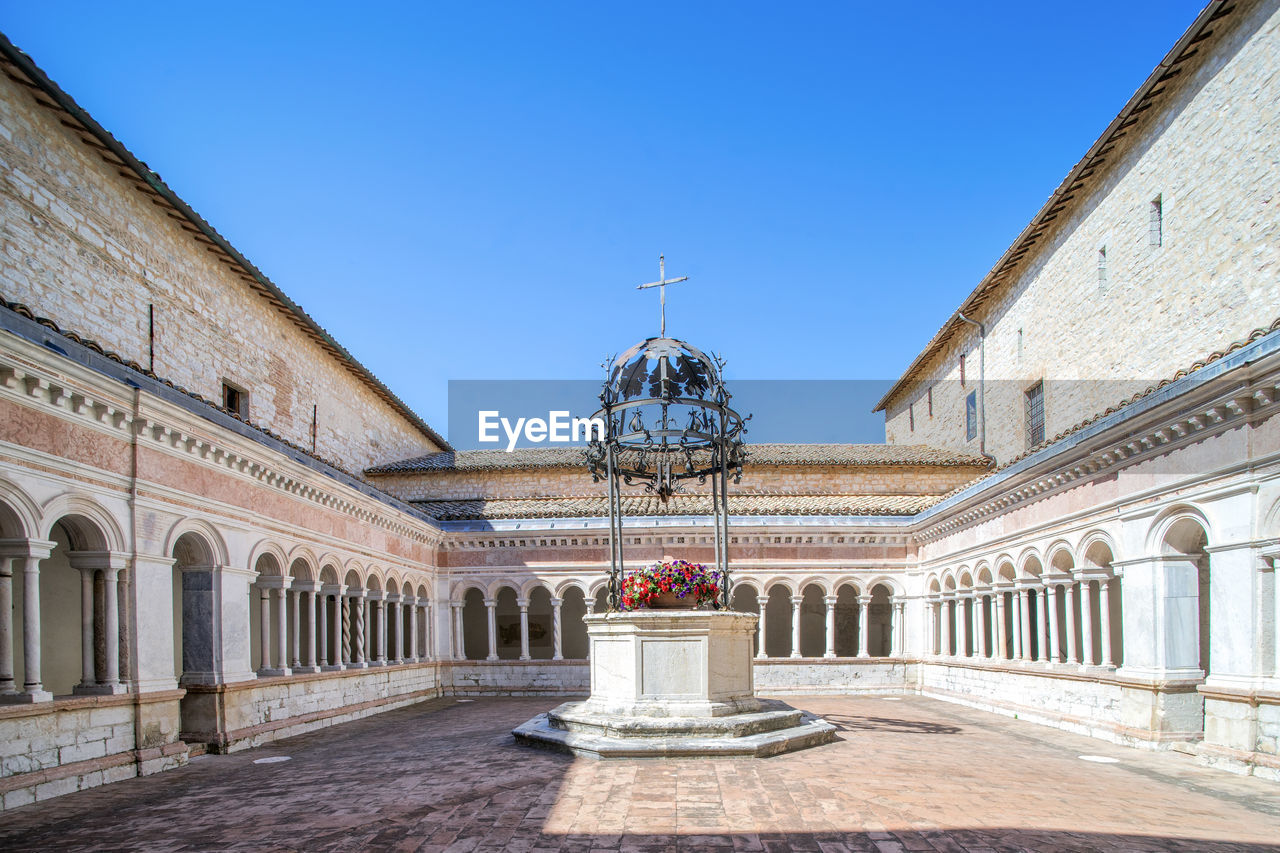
414,493,942,521
367,443,989,475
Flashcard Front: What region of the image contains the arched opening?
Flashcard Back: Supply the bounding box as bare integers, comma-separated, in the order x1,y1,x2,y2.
461,587,487,660
798,584,825,658
730,584,760,656
1050,549,1076,663
18,513,113,697
365,575,384,665
172,531,218,685
561,586,588,659
592,586,609,614
1083,540,1121,667
834,584,859,657
494,586,520,660
341,570,365,667
1163,517,1211,677
764,585,792,657
868,584,892,657
527,586,554,660
1023,556,1044,661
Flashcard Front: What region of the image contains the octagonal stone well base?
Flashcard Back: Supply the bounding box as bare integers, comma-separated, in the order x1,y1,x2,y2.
513,610,836,758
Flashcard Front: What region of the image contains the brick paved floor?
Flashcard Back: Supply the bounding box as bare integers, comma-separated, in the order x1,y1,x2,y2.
1,695,1279,852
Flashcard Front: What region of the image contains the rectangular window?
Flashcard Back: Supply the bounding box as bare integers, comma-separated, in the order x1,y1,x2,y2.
909,403,915,432
222,381,249,419
1017,328,1023,360
965,391,977,442
1025,381,1045,448
927,386,933,417
1150,195,1163,247
960,354,966,387
1097,246,1107,289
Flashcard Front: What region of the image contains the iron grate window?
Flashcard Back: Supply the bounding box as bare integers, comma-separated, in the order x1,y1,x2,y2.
1025,381,1045,448
965,391,977,442
222,381,249,420
1150,195,1163,247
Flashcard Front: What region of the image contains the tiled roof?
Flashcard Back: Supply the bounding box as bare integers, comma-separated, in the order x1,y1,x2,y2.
367,443,989,475
0,34,450,451
874,1,1237,413
414,493,942,521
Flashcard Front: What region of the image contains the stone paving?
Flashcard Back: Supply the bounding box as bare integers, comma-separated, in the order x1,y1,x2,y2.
1,695,1279,852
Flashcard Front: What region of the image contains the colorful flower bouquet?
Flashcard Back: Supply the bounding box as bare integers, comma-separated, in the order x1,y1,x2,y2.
620,559,722,610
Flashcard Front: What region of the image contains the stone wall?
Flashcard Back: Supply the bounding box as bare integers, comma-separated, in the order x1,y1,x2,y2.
448,661,590,696
0,71,442,472
884,0,1280,463
0,691,186,809
181,665,443,752
754,659,914,694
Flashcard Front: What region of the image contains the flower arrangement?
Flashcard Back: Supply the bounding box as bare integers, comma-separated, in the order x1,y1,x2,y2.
620,559,722,610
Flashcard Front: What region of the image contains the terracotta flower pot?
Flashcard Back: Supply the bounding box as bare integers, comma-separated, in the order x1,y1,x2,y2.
646,590,697,609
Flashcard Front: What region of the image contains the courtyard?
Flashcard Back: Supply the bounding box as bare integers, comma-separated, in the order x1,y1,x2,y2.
0,695,1277,852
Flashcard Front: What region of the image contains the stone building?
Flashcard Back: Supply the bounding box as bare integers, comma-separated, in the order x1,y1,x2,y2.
0,0,1278,810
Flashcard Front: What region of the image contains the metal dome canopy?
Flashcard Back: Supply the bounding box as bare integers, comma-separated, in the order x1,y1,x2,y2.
587,332,749,611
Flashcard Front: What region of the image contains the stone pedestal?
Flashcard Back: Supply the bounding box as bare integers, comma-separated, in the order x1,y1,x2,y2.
514,610,835,758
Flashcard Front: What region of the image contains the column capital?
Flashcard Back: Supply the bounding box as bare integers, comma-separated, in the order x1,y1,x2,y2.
823,595,839,606
322,583,347,596
483,598,497,608
858,595,874,605
516,598,530,609
550,597,563,607
1073,570,1111,582
384,592,401,604
790,595,804,605
66,550,130,571
257,575,293,590
293,581,323,593
366,590,386,602
0,538,55,560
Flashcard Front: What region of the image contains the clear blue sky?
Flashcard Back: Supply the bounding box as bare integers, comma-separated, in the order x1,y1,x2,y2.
2,1,1206,439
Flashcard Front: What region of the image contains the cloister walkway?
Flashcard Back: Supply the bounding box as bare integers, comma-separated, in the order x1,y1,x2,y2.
2,695,1278,852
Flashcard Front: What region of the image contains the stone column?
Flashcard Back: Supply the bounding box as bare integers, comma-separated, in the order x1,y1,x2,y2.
968,594,980,657
375,596,388,665
423,600,434,661
484,598,498,661
823,595,837,658
755,600,767,659
406,596,418,662
789,595,803,658
451,602,464,660
951,596,962,656
551,597,563,661
858,596,872,658
925,599,937,655
351,593,367,668
77,567,96,688
102,564,121,687
1077,576,1095,667
1099,578,1114,667
317,591,329,667
994,589,1008,660
340,593,352,666
0,557,13,694
517,598,531,661
15,544,54,701
1042,584,1055,663
389,595,403,663
258,586,272,672
894,601,906,655
1017,586,1031,661
1064,583,1079,664
275,580,291,675
288,587,302,669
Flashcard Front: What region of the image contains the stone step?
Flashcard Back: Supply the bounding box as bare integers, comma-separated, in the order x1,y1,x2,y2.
513,709,837,759
548,703,805,739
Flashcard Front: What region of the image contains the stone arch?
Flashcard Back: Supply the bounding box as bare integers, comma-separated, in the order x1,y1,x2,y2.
248,540,288,577
520,578,551,600
957,570,974,591
365,571,385,594
729,583,761,656
168,521,229,571
39,494,124,552
731,576,764,598
975,565,994,587
492,584,521,660
553,578,588,600
862,575,902,597
288,556,316,583
342,567,364,591
318,563,342,586
763,581,794,657
995,560,1016,582
794,576,830,597
0,477,41,540
486,577,519,599
1016,548,1043,579
1079,531,1120,570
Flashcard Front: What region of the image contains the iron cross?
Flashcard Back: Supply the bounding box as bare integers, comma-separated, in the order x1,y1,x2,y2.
636,254,689,338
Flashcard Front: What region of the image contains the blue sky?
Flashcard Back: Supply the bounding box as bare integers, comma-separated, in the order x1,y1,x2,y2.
2,1,1207,439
